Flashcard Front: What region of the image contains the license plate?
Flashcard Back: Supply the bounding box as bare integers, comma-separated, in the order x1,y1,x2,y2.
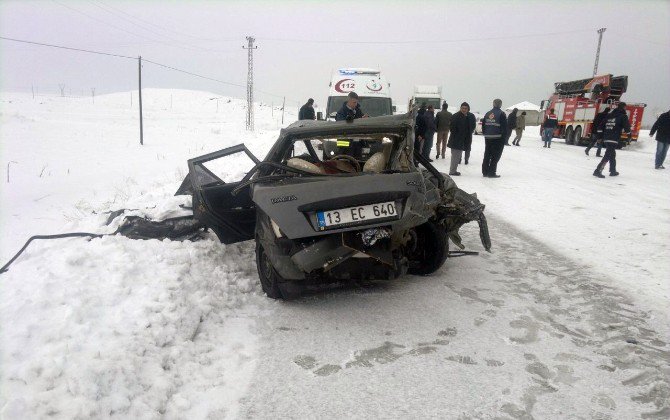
317,201,398,229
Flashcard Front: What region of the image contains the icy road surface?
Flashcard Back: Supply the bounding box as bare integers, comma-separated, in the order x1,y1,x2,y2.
1,91,668,419
241,222,669,419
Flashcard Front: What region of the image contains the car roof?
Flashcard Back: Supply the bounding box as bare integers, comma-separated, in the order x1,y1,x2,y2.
283,113,414,138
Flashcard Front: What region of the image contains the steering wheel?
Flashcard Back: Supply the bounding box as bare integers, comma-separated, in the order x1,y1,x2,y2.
329,154,361,172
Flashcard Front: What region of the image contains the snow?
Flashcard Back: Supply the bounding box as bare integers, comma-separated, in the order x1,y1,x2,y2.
1,90,668,419
441,132,670,326
505,101,541,112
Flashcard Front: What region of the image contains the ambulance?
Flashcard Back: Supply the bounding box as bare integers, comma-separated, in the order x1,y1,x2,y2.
325,68,394,119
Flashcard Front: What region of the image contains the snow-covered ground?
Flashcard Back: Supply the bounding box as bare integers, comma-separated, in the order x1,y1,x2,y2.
1,90,668,419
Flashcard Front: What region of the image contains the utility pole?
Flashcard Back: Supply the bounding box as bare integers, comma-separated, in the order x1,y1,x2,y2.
243,36,257,131
593,28,606,77
138,56,144,145
281,96,285,125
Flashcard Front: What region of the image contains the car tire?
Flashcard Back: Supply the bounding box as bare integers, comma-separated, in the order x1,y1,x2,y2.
255,241,286,299
565,126,574,145
573,126,582,146
408,220,449,276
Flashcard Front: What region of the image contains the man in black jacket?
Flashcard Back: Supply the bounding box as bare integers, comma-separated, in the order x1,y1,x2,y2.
585,107,610,156
593,102,631,178
650,109,670,169
335,92,367,121
482,98,507,178
414,104,427,160
422,105,437,161
298,98,316,120
447,102,476,175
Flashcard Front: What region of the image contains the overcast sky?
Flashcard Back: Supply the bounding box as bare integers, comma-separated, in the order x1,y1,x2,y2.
1,0,668,122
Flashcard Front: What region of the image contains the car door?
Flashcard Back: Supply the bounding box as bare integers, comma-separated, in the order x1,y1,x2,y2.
188,144,261,244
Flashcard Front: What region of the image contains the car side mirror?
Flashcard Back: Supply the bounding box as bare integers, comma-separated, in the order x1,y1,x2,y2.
317,111,324,120
392,105,397,113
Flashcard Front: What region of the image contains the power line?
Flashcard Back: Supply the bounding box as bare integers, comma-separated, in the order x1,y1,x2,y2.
0,36,299,104
609,30,670,47
85,0,234,53
51,0,229,54
0,36,136,59
257,29,593,45
89,0,239,43
141,59,246,88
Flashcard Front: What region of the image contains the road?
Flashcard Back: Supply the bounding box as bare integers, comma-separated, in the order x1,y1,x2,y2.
239,218,669,419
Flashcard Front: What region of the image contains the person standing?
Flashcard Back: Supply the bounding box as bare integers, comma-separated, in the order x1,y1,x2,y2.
447,102,476,176
512,111,526,145
335,92,367,121
422,105,437,161
481,98,507,178
541,108,558,148
505,108,518,146
434,102,453,159
298,98,316,120
585,107,610,156
593,102,631,178
650,109,670,169
414,104,427,161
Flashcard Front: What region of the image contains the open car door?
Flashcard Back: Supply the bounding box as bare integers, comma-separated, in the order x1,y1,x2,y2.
188,144,260,244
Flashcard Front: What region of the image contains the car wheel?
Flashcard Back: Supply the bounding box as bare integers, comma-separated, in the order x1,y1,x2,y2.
408,220,448,276
255,241,285,299
564,126,574,145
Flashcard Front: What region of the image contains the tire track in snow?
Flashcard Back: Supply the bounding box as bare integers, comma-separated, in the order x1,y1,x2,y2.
240,215,669,419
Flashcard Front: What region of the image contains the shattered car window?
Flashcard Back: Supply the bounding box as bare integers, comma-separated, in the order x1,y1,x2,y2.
286,135,404,175
198,150,256,185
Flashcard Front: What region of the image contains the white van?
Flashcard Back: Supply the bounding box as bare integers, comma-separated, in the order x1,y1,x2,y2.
325,68,394,119
409,85,442,110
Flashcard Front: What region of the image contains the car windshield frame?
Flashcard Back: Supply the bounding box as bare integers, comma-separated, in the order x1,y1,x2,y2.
285,133,407,174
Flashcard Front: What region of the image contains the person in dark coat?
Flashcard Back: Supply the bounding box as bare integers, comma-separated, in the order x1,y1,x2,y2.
505,108,518,146
650,109,670,169
335,91,366,121
593,102,631,178
422,105,437,161
298,98,316,120
447,102,476,175
434,102,452,159
481,98,507,178
585,108,610,156
414,105,427,160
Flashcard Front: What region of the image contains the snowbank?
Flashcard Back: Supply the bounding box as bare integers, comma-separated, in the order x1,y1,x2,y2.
1,89,294,419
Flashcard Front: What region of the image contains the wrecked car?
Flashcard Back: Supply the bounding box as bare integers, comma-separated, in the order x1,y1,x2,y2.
182,113,491,299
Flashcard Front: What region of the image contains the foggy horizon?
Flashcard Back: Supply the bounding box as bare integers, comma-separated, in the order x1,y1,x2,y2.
1,0,669,122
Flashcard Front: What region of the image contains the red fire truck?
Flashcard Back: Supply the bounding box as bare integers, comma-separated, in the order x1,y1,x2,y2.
540,74,646,146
